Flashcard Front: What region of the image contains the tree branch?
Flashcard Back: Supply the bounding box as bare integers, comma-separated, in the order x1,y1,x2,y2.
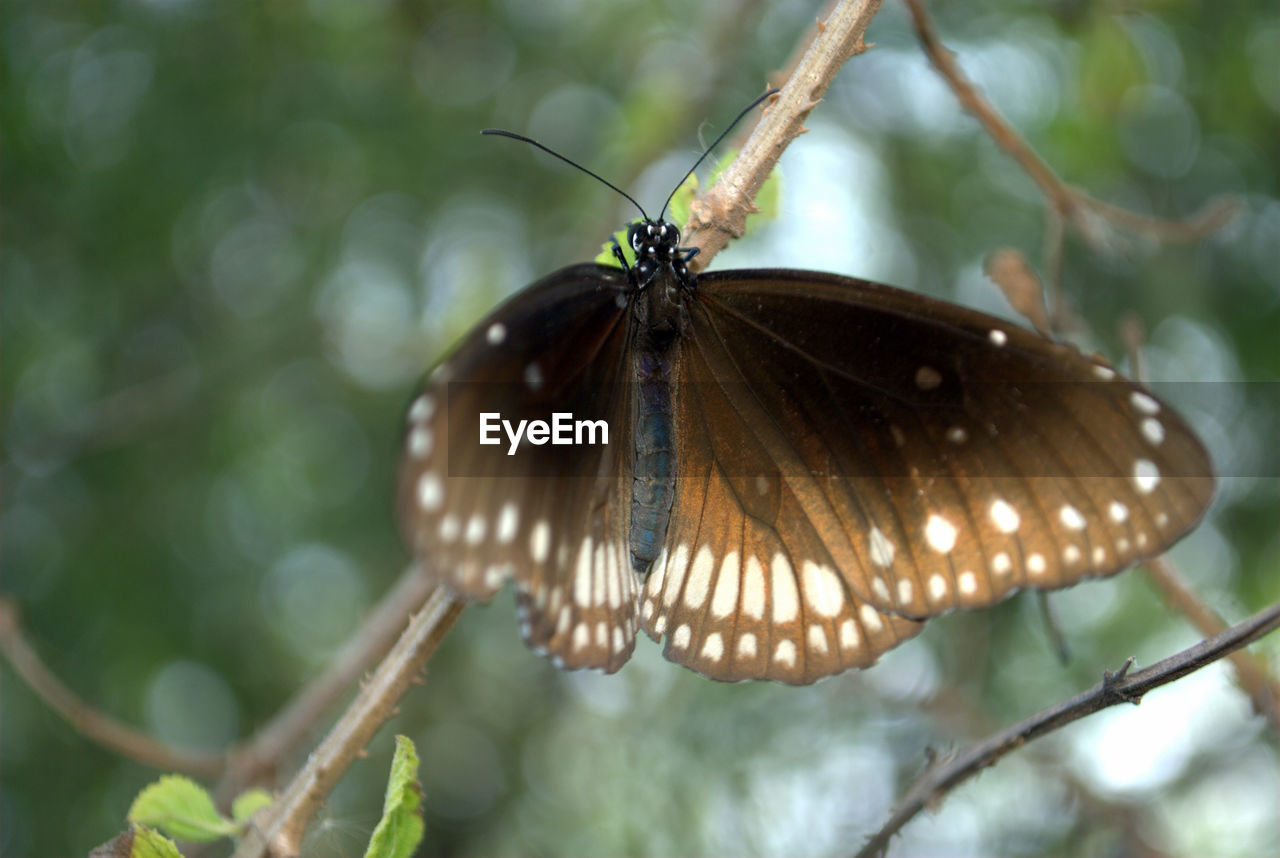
0,599,223,777
683,0,885,269
231,585,462,858
856,600,1280,858
213,565,441,803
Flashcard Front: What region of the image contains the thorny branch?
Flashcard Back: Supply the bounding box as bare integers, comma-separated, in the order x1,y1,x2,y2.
855,602,1280,858
682,0,885,268
231,584,462,858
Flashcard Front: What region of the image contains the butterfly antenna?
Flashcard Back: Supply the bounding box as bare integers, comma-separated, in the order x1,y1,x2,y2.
658,87,780,221
482,129,650,221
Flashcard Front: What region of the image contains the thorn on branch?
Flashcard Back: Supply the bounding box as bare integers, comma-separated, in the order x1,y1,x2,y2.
1102,657,1139,704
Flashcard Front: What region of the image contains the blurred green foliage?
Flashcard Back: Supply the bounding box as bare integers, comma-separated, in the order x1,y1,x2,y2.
2,1,1276,856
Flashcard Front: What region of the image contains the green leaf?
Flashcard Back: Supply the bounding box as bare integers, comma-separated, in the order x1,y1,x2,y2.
364,735,425,858
230,788,274,825
665,170,698,226
127,775,235,842
129,825,187,858
594,223,635,269
90,824,186,858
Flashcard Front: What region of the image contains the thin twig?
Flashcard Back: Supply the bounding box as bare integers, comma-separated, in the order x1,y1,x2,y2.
2,562,441,796
683,0,886,269
1118,328,1280,733
855,601,1280,858
231,586,463,858
0,599,223,777
901,0,1241,325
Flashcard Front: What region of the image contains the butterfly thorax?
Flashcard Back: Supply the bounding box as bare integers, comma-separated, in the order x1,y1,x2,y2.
626,219,692,574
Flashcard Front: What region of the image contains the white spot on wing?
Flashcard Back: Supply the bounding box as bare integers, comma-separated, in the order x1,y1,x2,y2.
989,329,1007,347
683,545,715,609
992,553,1012,575
959,571,978,596
807,624,829,655
915,365,942,390
1108,501,1129,523
802,561,844,617
416,473,443,512
530,521,551,563
465,514,486,545
523,362,544,391
1130,391,1160,415
701,632,724,662
839,618,859,650
407,426,433,458
989,499,1021,534
737,633,758,659
1059,504,1086,531
773,639,797,667
925,514,957,553
771,553,799,622
710,551,740,618
897,579,913,605
672,623,691,650
1133,459,1160,494
859,604,883,633
574,539,593,607
928,574,947,602
869,527,895,567
742,555,766,619
1141,417,1165,446
486,322,507,345
408,394,435,424
661,544,690,608
1027,553,1046,575
496,502,518,544
439,514,460,542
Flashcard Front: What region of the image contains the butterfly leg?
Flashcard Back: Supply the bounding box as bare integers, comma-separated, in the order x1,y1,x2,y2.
611,236,632,272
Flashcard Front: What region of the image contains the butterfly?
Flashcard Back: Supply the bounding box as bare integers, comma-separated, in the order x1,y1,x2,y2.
396,94,1214,684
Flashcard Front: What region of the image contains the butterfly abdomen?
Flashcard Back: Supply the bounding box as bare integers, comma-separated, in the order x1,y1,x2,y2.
630,340,679,573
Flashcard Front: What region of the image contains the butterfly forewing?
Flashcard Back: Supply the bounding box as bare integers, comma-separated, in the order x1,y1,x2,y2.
686,270,1213,620
397,264,640,672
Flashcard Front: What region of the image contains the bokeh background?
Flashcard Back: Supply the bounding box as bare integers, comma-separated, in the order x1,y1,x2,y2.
3,0,1277,855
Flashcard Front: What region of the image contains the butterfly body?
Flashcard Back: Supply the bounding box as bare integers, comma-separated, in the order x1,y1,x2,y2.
398,216,1213,684
627,220,695,573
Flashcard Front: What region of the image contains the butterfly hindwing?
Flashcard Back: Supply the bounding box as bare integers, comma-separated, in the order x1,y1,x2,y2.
639,326,924,683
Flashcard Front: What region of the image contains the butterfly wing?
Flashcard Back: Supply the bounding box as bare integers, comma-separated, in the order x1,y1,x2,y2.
640,269,1212,683
397,263,641,672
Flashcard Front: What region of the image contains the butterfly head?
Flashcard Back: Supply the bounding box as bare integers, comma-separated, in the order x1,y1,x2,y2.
627,218,692,288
